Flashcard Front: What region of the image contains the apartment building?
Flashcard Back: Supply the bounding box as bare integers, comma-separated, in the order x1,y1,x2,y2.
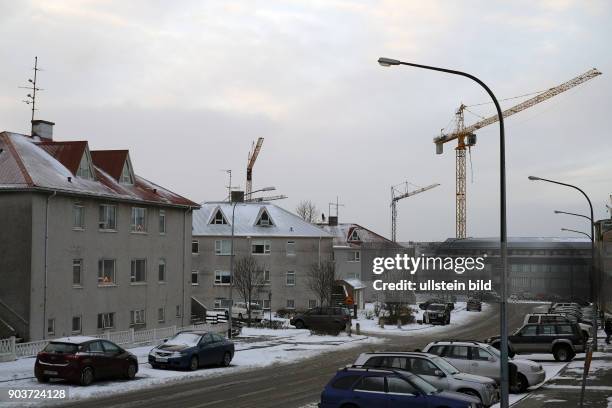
191,201,333,315
0,121,198,341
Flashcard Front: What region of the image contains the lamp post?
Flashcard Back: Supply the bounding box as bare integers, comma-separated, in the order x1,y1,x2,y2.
379,57,510,407
227,186,276,339
529,176,598,351
554,210,591,222
561,228,592,240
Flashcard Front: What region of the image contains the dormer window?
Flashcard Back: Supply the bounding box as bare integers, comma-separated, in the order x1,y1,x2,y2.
348,228,361,242
256,208,274,227
210,208,229,225
76,152,94,180
120,159,134,184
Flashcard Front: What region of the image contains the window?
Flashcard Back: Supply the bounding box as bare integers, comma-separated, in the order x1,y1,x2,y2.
192,240,199,254
77,153,93,179
263,299,271,310
348,251,360,262
215,239,232,255
332,375,361,390
191,270,199,285
263,270,271,284
387,376,418,394
158,307,165,323
97,312,115,329
175,305,181,318
348,229,361,241
557,324,573,335
98,205,117,230
47,318,55,336
159,210,166,234
354,376,385,392
73,204,85,229
286,241,295,256
286,271,295,286
519,325,538,336
286,299,295,309
158,259,166,282
252,240,271,255
448,345,469,360
214,298,232,309
130,309,146,326
101,340,120,353
130,259,147,283
214,270,231,285
131,207,147,232
470,347,493,361
308,299,317,309
72,259,83,286
98,259,116,285
211,208,228,225
426,345,447,356
539,324,556,335
256,209,273,226
72,316,81,333
120,160,133,184
87,341,104,353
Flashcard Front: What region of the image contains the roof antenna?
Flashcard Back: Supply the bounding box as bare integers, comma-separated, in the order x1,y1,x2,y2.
19,56,44,135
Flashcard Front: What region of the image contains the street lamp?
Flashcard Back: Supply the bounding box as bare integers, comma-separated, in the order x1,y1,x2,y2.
378,57,510,408
528,176,598,351
228,186,276,338
554,210,591,222
561,227,592,240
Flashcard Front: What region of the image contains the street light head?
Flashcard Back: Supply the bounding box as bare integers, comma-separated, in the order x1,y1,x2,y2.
554,210,560,214
260,186,276,192
527,176,541,181
561,228,568,232
378,57,401,67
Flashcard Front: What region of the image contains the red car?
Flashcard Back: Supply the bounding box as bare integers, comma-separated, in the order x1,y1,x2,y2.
35,336,138,386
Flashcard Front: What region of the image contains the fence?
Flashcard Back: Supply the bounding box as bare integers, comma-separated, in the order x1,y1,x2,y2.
0,322,229,360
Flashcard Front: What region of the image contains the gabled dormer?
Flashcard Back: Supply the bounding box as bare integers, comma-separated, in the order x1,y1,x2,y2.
209,206,229,225
255,207,274,227
348,227,361,242
90,150,133,184
119,155,135,185
76,148,95,180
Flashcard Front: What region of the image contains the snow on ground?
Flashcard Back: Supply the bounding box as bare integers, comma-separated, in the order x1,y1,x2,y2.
0,329,382,406
352,302,489,335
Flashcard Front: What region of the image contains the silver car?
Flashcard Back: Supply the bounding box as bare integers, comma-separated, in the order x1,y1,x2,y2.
423,341,545,393
354,352,499,406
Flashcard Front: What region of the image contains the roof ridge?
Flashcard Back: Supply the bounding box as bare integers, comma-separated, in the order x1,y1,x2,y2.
1,133,34,186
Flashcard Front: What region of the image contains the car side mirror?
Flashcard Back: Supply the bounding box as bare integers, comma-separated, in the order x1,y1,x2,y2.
434,370,445,377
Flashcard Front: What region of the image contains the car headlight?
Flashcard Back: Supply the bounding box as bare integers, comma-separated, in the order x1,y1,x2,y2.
531,365,542,372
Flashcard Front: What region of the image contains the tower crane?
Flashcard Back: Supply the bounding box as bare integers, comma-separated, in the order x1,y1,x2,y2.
391,182,440,242
433,68,602,239
245,137,264,201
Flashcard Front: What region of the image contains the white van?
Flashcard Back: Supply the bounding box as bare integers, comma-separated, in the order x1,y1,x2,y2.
232,302,264,321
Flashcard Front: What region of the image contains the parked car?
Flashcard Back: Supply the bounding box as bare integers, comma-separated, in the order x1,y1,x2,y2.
148,331,234,370
423,340,545,393
419,298,455,311
354,352,499,406
319,367,482,408
290,307,350,332
523,313,592,341
35,336,138,386
423,303,451,325
232,301,264,321
486,322,585,362
467,298,483,312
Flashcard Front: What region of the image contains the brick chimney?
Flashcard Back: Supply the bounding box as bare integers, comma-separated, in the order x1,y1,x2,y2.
31,120,54,140
328,216,338,226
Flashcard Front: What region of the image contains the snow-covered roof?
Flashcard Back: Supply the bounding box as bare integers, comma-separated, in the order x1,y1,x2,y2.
342,278,366,290
51,336,99,344
0,132,197,208
319,223,401,248
192,202,333,238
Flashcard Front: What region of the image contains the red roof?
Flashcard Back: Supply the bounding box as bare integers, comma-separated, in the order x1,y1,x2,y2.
0,132,198,208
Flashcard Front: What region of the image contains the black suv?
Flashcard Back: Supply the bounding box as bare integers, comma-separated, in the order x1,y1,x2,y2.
290,307,350,332
423,303,451,325
487,323,585,362
467,298,482,312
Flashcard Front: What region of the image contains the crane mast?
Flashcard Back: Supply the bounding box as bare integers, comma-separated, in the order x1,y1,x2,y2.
433,68,602,239
246,137,264,201
391,182,440,242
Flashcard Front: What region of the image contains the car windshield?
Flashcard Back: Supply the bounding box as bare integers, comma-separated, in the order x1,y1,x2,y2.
165,332,202,347
43,342,79,354
403,373,438,394
428,305,445,311
431,356,459,374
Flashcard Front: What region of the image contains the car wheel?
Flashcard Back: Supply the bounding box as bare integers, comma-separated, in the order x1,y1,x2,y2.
36,376,49,383
514,373,529,393
459,389,481,401
189,355,199,371
553,345,573,362
294,320,305,329
79,366,94,386
221,352,232,367
125,362,137,380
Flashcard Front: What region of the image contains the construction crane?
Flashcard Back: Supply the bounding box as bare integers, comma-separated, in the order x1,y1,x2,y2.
391,182,440,242
433,68,602,239
245,137,264,201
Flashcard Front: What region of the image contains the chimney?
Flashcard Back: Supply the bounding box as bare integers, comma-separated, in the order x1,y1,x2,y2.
231,190,245,203
328,216,338,226
31,120,55,140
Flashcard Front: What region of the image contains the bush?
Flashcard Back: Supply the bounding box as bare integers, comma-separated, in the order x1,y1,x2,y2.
275,309,291,318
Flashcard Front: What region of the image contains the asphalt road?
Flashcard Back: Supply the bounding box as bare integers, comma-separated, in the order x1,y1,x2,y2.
60,303,537,408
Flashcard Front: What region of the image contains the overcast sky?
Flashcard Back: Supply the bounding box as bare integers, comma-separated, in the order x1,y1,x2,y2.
0,0,610,241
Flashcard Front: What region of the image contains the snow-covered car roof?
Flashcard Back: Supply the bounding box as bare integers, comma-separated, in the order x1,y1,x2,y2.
50,336,100,344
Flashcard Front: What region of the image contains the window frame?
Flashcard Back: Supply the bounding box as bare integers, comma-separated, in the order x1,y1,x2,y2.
286,299,295,309
251,239,271,255
214,270,231,285
47,318,55,336
130,309,146,326
215,239,232,256
191,270,199,286
71,315,82,334
192,240,199,254
131,207,147,233
286,271,296,286
348,250,361,262
72,203,85,230
158,209,166,234
263,269,271,285
98,204,117,231
158,258,166,283
286,240,296,256
72,259,83,287
158,307,165,323
97,312,115,330
97,259,116,286
130,259,147,284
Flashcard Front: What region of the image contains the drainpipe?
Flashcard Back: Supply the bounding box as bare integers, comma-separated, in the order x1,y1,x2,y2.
43,191,57,339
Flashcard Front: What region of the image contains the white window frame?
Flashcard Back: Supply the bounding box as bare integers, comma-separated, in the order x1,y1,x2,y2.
308,299,317,309
158,307,165,323
120,160,133,184
263,299,271,310
98,204,117,231
98,312,115,329
214,270,231,285
251,240,271,255
286,271,296,286
286,299,295,309
131,207,147,233
348,229,361,241
73,204,85,230
191,270,199,285
158,259,166,282
130,259,147,283
47,318,55,336
130,309,146,326
215,239,232,256
192,240,199,254
98,259,116,285
211,209,228,225
159,209,166,234
72,315,82,334
348,250,361,262
286,240,296,256
77,153,93,180
256,209,273,227
72,259,83,287
263,270,271,285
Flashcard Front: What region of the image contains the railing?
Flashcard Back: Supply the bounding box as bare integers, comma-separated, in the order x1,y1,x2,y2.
1,322,229,360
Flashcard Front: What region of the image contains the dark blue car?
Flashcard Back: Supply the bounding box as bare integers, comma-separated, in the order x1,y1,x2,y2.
148,331,234,370
319,367,482,408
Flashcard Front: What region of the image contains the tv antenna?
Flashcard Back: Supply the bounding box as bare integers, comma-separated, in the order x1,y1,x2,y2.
328,196,345,218
19,57,44,126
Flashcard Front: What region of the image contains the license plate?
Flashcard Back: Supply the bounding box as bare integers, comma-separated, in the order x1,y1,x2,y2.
44,370,58,375
156,357,168,362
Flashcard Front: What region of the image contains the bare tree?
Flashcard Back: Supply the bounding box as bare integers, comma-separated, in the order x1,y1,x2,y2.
296,200,319,223
233,256,265,326
307,260,336,307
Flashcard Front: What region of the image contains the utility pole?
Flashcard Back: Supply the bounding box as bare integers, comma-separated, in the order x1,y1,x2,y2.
20,56,43,134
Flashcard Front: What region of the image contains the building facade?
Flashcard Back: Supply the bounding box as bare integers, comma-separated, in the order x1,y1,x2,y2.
595,219,612,314
0,122,198,341
191,202,334,315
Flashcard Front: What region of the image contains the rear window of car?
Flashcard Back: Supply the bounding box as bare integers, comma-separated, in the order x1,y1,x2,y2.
556,324,574,335
332,375,361,390
43,342,79,354
527,316,539,323
427,345,446,356
428,305,446,311
448,346,469,360
354,376,385,392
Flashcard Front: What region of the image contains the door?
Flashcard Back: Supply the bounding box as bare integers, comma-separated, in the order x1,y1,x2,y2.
352,375,387,408
407,357,449,391
101,340,125,379
385,375,427,408
197,334,216,365
536,324,556,352
86,340,109,378
445,345,471,372
511,325,538,353
469,346,499,381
